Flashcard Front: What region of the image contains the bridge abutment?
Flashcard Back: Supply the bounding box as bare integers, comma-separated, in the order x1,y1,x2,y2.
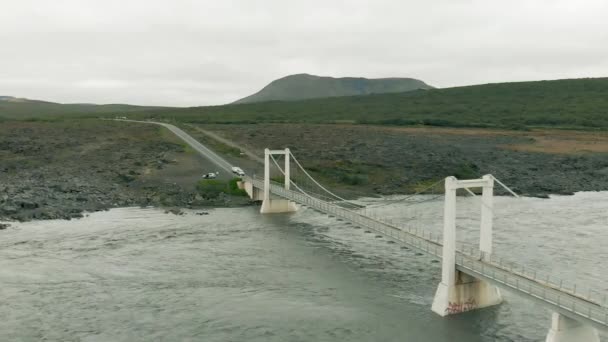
260,199,297,213
545,312,599,342
239,181,264,201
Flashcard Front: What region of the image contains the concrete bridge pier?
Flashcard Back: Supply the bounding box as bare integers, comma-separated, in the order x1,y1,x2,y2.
261,199,297,213
432,175,502,316
545,312,599,342
260,148,297,214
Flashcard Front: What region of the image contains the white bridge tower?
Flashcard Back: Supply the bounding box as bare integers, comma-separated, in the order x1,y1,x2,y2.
432,175,503,315
260,148,297,214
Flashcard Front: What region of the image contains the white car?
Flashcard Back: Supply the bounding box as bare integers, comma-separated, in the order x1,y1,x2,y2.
201,172,218,179
231,166,245,176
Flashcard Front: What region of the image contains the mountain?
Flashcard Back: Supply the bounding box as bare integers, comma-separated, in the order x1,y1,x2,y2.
0,96,166,119
233,73,434,104
0,96,50,103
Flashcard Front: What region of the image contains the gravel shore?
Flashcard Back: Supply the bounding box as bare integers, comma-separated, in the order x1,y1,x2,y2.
3,120,608,222
191,123,608,198
0,120,251,222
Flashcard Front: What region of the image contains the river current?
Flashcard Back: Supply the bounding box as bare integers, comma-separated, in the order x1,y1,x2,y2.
0,192,606,341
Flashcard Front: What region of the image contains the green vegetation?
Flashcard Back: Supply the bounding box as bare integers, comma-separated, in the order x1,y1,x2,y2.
233,73,432,104
196,178,247,199
3,77,608,130
409,179,443,193
306,161,370,186
338,173,368,186
178,127,242,157
452,162,480,179
270,176,285,184
227,178,248,196
157,126,190,153
0,97,165,119
197,179,225,199
121,77,608,130
206,141,241,157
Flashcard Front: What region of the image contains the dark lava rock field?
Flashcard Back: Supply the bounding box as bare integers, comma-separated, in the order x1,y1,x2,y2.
0,120,248,222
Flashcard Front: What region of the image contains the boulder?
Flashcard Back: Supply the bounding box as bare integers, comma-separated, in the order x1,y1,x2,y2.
17,200,39,209
1,205,18,215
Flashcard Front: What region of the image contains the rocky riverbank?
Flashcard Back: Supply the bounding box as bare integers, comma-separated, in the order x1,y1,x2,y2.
4,120,608,223
0,120,251,222
189,123,608,198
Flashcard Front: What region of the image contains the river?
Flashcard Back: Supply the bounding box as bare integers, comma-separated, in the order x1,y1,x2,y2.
0,192,606,341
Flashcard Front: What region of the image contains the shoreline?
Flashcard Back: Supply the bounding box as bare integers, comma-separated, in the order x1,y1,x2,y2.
0,201,258,225
4,190,606,226
3,120,608,223
0,120,254,223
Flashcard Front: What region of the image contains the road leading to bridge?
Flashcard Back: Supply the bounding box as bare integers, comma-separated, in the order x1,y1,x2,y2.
117,120,236,174
186,124,264,164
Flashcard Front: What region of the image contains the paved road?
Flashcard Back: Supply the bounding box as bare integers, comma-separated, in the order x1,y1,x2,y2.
186,124,264,164
115,119,238,175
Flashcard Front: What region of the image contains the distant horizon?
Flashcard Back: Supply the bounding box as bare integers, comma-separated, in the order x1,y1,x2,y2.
3,73,607,108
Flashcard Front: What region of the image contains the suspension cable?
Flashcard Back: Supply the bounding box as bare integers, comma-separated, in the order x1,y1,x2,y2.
269,154,362,209
364,179,444,210
289,152,350,202
269,154,355,206
288,151,362,206
493,176,520,198
268,154,317,199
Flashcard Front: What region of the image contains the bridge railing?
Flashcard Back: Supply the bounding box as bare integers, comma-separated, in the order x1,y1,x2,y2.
450,239,608,307
458,254,608,328
484,252,607,308
248,176,608,326
251,177,443,254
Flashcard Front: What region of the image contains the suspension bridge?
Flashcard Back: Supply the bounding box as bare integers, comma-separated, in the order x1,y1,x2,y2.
240,148,607,342
121,120,607,342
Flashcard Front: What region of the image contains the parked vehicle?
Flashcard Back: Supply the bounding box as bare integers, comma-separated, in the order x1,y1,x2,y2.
231,166,245,176
201,172,218,179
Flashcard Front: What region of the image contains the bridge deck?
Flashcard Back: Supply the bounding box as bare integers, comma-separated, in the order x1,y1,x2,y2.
249,177,608,331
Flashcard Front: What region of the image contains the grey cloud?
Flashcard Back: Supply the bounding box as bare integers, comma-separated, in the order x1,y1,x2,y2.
1,0,607,106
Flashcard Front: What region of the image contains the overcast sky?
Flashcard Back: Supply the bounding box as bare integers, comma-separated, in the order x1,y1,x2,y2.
1,0,607,106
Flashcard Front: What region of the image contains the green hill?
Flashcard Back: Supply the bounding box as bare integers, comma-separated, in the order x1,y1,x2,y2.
0,96,166,119
132,77,608,130
3,77,608,130
233,73,433,104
